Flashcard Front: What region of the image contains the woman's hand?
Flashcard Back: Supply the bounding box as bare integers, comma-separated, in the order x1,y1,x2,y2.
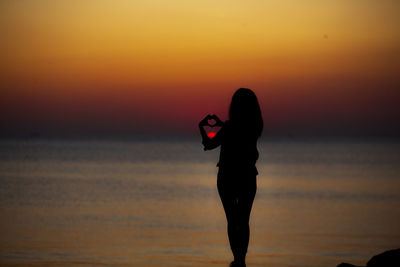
199,114,212,127
199,114,223,150
211,114,224,126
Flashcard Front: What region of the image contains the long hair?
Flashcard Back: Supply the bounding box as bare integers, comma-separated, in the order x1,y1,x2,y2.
229,88,263,138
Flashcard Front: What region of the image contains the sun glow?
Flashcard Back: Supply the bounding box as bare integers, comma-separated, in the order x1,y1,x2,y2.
207,132,216,138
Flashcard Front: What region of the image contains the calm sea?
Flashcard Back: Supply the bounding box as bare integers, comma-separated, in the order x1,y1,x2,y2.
0,138,399,266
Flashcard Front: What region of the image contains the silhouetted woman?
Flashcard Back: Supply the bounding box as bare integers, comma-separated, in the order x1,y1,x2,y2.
199,88,263,267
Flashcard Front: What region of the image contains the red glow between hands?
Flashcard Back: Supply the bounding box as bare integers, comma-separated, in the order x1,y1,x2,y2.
207,132,216,138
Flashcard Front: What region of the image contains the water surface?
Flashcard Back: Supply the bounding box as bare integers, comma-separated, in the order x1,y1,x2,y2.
0,138,399,266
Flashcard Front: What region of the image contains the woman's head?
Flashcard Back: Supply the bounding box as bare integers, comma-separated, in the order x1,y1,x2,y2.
229,88,263,138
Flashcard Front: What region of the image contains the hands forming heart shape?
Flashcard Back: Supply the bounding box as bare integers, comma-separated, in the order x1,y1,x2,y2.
207,117,217,127
199,114,223,127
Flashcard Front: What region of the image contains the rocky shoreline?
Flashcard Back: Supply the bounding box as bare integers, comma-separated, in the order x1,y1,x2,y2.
337,249,399,267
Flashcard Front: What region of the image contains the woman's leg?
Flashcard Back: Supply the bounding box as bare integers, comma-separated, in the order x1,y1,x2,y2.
218,175,257,265
217,178,241,261
235,178,257,264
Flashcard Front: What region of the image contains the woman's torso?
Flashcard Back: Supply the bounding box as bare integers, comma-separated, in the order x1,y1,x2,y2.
216,121,259,177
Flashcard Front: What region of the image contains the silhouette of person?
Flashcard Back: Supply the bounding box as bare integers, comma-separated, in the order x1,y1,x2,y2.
199,88,263,267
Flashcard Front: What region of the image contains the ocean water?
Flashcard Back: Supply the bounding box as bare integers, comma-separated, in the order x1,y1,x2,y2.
0,138,399,267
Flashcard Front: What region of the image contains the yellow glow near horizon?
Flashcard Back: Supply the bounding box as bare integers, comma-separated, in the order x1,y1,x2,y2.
1,0,399,88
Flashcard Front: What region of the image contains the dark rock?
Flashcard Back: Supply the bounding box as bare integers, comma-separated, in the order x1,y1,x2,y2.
367,249,400,267
337,263,359,267
337,249,400,267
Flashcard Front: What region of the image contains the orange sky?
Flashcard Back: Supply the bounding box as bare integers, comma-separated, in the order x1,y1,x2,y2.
1,0,399,137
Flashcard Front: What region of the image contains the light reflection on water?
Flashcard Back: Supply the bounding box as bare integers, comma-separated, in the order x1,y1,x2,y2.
0,138,399,266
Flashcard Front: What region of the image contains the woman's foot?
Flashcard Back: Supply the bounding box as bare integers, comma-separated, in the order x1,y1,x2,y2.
229,261,246,267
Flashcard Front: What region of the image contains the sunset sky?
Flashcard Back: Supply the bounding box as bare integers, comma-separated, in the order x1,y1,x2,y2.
1,0,399,137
